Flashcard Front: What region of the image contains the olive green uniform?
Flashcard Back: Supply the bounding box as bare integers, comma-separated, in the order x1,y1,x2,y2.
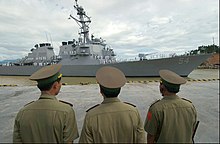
79,97,146,143
13,94,79,143
144,95,197,143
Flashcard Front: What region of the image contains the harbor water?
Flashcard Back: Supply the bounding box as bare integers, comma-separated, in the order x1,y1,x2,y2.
0,69,219,143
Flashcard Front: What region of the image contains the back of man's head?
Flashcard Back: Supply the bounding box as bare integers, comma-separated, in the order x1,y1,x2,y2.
96,66,126,97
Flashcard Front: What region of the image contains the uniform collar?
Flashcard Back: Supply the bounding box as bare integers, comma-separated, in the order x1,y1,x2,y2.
102,97,121,104
39,93,57,100
162,94,180,100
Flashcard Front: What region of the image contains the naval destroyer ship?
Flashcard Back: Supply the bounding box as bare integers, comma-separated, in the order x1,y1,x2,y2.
0,0,211,77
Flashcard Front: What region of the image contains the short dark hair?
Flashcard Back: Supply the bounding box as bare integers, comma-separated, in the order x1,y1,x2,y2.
38,78,61,91
164,85,180,93
100,85,121,97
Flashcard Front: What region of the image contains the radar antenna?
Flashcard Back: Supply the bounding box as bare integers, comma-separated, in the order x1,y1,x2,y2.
69,0,91,44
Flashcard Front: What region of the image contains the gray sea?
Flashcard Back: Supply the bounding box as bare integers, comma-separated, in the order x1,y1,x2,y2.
0,69,219,143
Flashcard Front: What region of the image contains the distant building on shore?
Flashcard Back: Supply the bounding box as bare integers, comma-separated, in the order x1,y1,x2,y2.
199,53,219,69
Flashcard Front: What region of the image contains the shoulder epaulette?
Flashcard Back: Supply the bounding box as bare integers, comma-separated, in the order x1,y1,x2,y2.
124,102,136,107
181,98,192,103
24,101,34,107
86,104,100,112
59,100,73,107
150,99,160,107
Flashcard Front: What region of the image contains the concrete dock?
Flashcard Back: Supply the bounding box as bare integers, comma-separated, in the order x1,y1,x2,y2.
0,80,219,143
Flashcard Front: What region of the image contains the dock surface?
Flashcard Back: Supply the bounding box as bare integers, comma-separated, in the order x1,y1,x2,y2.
0,80,219,143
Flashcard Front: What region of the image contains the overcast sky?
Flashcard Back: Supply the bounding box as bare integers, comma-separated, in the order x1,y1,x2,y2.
0,0,219,61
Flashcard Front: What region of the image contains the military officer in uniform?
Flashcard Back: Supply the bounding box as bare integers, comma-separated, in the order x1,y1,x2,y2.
13,64,79,143
79,66,146,143
144,69,197,143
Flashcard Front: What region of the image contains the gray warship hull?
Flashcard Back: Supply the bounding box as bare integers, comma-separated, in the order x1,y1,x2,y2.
0,1,212,77
0,54,211,77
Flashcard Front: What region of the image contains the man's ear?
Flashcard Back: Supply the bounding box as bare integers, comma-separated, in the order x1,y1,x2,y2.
99,86,104,97
52,81,59,89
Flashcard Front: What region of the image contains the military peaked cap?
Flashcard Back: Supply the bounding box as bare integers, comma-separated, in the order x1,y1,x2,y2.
29,64,62,86
96,66,126,88
159,69,186,85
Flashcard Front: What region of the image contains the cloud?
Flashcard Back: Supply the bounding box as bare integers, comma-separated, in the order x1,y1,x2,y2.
0,0,219,61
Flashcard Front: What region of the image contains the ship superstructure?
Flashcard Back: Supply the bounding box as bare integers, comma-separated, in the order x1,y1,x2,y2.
0,0,211,77
14,43,56,66
58,0,116,65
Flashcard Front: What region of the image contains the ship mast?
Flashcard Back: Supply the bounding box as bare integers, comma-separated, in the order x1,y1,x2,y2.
69,0,91,44
212,37,215,45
